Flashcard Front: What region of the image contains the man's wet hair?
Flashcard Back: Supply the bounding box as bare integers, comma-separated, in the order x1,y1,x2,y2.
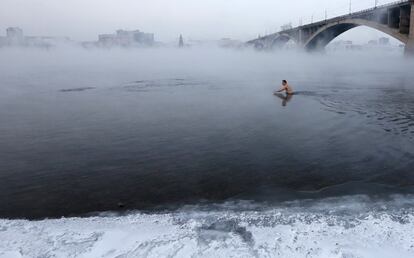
282,80,287,84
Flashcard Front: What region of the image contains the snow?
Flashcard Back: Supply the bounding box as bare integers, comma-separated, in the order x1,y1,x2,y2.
1,196,414,258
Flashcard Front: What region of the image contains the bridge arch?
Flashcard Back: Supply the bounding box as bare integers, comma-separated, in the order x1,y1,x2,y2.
267,33,298,49
304,18,409,51
270,33,297,48
251,33,297,50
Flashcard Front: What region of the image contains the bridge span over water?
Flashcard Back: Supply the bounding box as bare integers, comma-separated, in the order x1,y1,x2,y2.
247,0,414,54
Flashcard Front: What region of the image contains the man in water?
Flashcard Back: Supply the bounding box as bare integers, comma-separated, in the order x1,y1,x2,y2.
273,80,294,106
275,80,294,95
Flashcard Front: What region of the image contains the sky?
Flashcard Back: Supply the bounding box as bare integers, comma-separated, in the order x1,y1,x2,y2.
0,0,402,44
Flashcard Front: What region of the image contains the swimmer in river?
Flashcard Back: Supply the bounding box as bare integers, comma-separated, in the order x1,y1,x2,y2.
273,80,294,106
274,80,294,95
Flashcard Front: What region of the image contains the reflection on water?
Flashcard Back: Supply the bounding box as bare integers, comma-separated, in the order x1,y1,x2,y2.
274,92,294,106
0,49,413,219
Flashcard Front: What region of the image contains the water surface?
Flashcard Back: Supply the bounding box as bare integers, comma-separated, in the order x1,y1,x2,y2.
0,48,413,219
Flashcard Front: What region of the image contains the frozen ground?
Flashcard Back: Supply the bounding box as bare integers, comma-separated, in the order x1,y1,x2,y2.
1,195,414,258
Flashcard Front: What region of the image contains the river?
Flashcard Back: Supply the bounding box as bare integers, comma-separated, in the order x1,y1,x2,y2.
0,47,413,257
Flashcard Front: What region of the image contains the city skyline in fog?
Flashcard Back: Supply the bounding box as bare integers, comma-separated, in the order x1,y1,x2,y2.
0,0,402,44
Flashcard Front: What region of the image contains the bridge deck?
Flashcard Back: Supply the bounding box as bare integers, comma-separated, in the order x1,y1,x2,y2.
249,0,412,43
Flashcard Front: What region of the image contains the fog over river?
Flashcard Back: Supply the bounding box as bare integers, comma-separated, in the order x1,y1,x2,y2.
0,48,414,257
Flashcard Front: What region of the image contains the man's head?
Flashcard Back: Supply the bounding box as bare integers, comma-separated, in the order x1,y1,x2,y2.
282,80,287,85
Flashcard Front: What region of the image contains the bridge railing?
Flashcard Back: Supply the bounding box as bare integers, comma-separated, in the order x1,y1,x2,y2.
330,0,412,22
300,0,412,29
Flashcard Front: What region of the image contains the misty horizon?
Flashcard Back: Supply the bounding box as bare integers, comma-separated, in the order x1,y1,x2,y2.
0,0,405,44
1,0,414,257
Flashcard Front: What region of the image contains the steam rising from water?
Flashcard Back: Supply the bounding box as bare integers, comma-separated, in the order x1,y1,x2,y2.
1,47,414,256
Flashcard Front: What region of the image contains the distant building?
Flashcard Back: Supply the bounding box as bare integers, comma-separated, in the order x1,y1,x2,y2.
363,37,400,52
328,40,361,51
98,34,118,47
368,40,378,46
378,37,390,45
330,40,352,47
6,27,23,39
98,29,155,47
6,27,24,45
178,35,184,48
1,27,72,48
119,30,154,46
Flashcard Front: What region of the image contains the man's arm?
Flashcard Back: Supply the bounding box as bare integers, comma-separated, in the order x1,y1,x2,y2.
276,85,286,92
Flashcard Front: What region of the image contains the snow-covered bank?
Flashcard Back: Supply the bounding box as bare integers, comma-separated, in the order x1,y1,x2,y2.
1,195,414,258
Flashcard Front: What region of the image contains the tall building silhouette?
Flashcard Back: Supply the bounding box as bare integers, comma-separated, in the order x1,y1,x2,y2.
178,35,184,48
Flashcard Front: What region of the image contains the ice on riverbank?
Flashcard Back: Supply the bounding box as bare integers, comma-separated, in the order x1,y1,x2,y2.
1,195,414,258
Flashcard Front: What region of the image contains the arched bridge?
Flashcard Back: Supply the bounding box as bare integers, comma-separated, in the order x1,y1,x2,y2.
247,0,414,54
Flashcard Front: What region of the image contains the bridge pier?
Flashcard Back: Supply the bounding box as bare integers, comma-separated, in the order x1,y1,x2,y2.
405,3,414,55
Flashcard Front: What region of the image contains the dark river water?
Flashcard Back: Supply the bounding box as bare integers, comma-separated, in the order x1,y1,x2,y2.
0,48,414,219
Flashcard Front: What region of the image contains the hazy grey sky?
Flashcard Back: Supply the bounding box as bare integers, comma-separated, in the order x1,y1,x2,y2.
0,0,400,43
